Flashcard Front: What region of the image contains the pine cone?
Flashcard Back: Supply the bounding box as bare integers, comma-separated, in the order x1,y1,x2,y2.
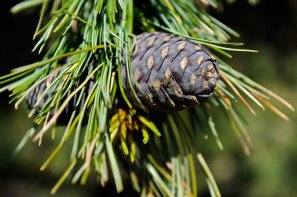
121,32,219,111
26,64,95,125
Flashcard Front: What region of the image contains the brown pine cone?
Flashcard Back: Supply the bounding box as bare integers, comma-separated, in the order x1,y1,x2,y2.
26,65,95,125
121,32,219,111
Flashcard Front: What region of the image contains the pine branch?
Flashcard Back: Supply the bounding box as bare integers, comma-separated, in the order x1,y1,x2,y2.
1,0,293,196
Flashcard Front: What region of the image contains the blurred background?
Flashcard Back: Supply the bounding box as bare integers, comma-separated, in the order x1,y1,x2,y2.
0,0,296,196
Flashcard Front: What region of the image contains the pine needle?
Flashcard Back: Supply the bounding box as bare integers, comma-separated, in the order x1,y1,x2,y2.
221,73,257,116
197,153,221,197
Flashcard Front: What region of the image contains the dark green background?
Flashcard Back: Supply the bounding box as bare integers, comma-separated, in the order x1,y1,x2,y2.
0,0,296,196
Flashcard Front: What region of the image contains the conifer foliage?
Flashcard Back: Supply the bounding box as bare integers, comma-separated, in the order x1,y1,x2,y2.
0,0,293,196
